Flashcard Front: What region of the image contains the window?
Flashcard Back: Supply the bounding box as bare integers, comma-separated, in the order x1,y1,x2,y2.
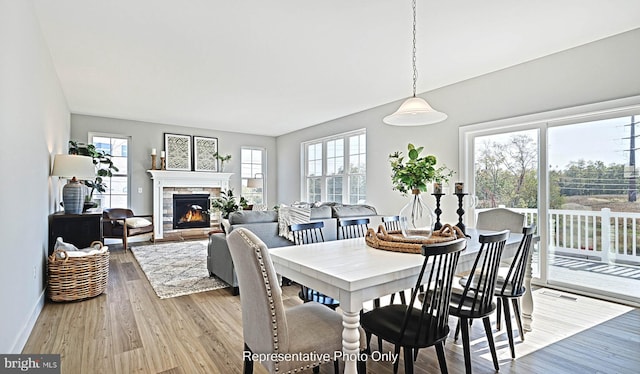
241,147,265,205
303,129,366,204
89,133,129,209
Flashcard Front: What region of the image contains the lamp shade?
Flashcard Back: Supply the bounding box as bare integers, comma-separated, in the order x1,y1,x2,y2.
51,154,96,179
51,154,96,214
246,177,263,189
383,97,448,126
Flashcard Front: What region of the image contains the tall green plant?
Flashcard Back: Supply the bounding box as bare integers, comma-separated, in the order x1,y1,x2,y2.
389,143,453,195
68,141,119,200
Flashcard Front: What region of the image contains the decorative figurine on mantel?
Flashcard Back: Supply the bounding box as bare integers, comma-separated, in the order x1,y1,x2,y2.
151,148,157,170
160,151,166,170
214,152,231,172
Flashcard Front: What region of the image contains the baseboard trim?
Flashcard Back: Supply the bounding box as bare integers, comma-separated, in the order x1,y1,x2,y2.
12,289,45,353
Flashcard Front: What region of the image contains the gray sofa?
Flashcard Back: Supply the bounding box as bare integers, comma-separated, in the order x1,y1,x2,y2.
207,204,383,295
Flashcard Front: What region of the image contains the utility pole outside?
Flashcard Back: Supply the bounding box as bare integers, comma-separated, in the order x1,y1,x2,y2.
629,115,637,202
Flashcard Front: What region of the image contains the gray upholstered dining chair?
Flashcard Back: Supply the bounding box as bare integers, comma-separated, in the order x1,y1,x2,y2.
226,228,366,374
476,207,525,234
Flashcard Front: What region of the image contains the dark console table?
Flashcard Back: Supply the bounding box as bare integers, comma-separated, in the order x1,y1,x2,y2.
48,211,102,255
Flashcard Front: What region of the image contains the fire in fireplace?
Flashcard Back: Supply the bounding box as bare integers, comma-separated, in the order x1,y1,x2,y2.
173,194,211,229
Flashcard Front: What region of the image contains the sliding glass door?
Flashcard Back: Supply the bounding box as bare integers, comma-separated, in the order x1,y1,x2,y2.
547,114,640,303
471,129,541,278
462,100,640,305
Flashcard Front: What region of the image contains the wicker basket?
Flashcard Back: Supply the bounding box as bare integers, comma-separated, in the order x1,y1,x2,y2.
47,241,109,302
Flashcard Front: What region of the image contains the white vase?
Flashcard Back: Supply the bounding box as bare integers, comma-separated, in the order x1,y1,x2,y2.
399,189,435,239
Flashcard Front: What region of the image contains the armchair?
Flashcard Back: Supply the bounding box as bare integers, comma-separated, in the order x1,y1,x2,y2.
102,208,154,251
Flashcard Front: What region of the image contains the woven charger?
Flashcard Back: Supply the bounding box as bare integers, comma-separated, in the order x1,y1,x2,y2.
365,224,465,254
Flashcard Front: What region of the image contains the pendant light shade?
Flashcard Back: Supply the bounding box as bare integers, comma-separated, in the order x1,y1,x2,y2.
384,0,447,127
383,97,448,126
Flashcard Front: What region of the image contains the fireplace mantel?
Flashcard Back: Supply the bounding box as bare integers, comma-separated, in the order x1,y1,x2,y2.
147,170,233,239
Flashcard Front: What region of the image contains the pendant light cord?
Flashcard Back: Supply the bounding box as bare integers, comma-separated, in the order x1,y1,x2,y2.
412,0,417,98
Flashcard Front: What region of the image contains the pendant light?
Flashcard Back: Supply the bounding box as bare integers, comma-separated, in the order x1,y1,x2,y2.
384,0,447,126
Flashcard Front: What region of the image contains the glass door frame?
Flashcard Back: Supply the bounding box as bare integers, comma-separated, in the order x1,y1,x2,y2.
459,95,640,304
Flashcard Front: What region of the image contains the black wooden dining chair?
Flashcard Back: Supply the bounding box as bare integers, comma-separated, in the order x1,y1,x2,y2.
382,215,402,232
338,218,370,239
289,222,340,310
448,230,509,374
361,238,467,374
494,225,536,358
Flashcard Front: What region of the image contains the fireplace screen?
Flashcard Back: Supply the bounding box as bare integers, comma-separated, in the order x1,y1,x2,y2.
173,194,210,229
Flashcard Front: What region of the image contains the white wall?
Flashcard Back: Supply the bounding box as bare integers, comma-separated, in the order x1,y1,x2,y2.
0,0,70,353
71,115,279,214
276,28,640,224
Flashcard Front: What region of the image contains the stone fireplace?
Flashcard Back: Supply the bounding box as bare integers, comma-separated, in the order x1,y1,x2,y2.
147,170,232,240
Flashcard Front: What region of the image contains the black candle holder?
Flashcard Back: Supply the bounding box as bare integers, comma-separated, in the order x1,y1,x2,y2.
455,192,471,237
431,193,444,230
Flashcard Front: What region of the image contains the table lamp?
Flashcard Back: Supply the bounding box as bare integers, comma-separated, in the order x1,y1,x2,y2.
51,154,96,214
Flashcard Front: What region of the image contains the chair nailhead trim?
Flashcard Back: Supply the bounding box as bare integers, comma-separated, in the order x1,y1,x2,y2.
238,230,282,372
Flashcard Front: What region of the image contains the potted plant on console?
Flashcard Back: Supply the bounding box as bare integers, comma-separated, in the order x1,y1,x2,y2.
210,189,249,219
69,141,119,211
389,143,453,239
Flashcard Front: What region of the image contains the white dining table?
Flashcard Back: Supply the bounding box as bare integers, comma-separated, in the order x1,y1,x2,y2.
269,228,532,374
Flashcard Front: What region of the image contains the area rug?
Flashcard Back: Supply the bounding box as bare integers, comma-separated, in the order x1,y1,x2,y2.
130,240,229,299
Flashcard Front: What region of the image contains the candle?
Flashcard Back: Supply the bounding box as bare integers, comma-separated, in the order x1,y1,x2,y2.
455,182,464,194
433,182,442,194
161,151,165,158
151,148,156,156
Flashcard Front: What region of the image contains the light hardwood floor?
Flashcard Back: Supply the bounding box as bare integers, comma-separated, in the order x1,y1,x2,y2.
23,245,640,374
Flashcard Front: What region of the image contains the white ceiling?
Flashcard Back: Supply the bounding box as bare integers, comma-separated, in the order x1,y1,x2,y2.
33,0,640,136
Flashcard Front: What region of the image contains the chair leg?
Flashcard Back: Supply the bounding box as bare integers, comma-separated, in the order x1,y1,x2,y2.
123,235,128,251
482,317,500,371
403,346,414,374
460,318,472,374
243,343,253,374
312,366,320,374
502,297,516,358
392,344,401,374
496,297,502,330
399,290,407,304
512,298,525,342
357,355,367,374
435,341,449,374
365,331,372,353
378,336,383,353
454,320,460,341
333,359,340,374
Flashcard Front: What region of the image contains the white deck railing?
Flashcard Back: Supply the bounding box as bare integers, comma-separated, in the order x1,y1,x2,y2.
475,207,640,265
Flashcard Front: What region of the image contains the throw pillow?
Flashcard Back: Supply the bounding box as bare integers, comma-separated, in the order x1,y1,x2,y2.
125,217,152,228
55,237,78,252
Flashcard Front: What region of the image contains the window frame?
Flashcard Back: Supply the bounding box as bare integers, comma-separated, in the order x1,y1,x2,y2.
240,146,266,206
87,132,130,209
301,129,366,204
